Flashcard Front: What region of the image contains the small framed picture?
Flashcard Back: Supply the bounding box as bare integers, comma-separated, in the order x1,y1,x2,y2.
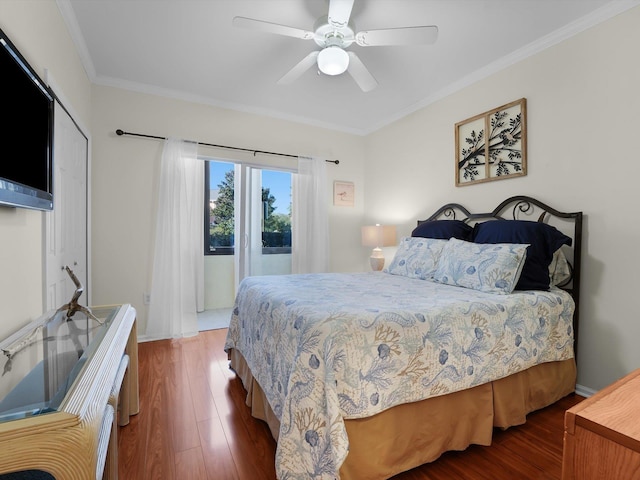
333,181,354,207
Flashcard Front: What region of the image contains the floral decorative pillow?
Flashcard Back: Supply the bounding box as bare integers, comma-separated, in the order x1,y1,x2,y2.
471,220,572,291
549,248,572,286
385,237,448,280
433,238,529,294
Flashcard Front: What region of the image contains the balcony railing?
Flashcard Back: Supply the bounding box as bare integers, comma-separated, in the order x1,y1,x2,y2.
207,232,291,255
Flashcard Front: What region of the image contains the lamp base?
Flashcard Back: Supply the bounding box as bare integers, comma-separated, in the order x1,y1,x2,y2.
369,247,385,271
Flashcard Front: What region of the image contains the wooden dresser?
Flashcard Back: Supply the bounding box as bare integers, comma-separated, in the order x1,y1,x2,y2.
562,368,640,479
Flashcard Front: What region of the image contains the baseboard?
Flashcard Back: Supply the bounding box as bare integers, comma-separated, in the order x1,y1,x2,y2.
575,383,597,398
137,330,199,343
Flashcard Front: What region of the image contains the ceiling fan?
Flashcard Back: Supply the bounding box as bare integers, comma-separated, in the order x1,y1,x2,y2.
233,0,438,92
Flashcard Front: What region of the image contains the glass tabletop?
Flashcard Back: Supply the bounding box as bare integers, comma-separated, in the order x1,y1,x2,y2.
0,305,119,423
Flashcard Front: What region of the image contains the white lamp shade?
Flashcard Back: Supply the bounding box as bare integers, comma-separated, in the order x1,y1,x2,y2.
362,224,395,271
361,224,397,248
317,46,350,75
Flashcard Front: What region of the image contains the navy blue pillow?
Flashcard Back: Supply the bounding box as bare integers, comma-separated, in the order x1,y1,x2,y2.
412,220,473,240
471,220,572,291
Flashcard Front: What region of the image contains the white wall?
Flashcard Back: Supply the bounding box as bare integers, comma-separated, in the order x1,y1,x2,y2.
204,254,291,310
204,256,235,310
90,86,367,334
364,6,640,391
0,0,91,339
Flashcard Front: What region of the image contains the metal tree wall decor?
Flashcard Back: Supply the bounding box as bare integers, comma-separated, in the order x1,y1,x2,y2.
455,98,527,186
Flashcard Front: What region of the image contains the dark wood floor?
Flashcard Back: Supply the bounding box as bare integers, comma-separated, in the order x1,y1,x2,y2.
117,328,584,479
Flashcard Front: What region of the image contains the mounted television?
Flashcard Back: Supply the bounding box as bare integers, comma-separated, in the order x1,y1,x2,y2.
0,28,54,211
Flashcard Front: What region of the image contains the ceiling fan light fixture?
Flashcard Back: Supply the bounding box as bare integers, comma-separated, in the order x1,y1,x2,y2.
317,46,349,75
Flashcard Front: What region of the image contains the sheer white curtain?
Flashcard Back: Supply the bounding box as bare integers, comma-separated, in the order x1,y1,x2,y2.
146,138,204,340
292,156,329,273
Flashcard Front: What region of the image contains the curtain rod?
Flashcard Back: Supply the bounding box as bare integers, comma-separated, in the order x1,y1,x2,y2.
115,129,339,164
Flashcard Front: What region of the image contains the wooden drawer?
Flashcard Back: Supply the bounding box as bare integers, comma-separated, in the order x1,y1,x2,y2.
562,369,640,479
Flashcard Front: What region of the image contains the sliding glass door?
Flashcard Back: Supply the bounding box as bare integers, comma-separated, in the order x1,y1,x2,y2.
205,159,292,308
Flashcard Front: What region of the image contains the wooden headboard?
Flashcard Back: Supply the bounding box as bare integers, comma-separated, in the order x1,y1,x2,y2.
418,195,583,360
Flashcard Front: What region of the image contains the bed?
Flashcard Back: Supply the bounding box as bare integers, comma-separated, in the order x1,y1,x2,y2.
224,195,583,480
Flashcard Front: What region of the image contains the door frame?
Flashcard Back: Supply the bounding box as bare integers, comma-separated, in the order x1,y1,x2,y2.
42,73,91,312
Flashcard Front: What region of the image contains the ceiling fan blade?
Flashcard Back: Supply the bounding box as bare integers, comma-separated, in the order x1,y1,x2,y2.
277,51,320,85
233,16,314,40
355,26,438,46
347,52,377,92
328,0,355,28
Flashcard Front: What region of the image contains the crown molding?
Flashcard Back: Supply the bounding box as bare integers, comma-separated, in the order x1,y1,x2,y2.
57,0,640,137
56,0,97,81
363,0,640,135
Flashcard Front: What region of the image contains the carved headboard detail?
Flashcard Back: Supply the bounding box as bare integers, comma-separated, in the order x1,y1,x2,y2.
418,195,583,359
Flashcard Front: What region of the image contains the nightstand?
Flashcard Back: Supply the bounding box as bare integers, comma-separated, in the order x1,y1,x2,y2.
562,368,640,479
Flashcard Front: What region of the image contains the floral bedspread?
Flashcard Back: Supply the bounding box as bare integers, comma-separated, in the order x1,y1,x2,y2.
224,272,575,479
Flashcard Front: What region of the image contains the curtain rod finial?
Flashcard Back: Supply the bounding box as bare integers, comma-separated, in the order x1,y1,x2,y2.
116,129,124,136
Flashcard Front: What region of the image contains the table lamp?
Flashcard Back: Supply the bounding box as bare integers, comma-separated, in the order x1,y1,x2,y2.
361,224,397,271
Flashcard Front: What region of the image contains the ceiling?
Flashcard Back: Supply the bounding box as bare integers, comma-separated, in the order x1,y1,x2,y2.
59,0,634,135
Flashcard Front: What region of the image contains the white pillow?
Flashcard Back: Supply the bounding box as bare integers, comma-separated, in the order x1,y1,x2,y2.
549,248,572,286
433,238,528,294
385,237,448,280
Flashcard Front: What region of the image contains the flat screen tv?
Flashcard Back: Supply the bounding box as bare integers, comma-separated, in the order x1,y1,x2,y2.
0,28,54,211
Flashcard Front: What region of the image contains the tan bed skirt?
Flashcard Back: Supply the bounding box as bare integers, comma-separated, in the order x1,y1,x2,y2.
228,349,576,480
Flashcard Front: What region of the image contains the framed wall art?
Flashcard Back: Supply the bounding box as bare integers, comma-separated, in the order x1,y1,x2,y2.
455,98,527,186
333,181,354,207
